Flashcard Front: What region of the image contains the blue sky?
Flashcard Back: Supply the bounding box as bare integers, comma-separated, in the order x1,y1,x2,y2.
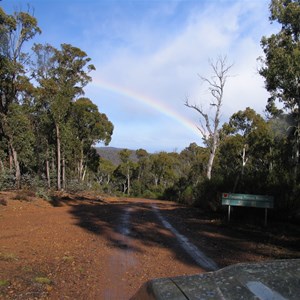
2,0,277,152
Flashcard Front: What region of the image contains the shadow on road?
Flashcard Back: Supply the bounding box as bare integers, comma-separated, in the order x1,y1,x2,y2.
70,200,204,268
49,194,300,270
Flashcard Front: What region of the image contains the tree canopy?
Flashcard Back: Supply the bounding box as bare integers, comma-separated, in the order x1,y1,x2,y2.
0,2,300,219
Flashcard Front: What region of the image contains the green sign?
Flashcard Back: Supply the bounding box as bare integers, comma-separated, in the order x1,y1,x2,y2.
222,193,274,208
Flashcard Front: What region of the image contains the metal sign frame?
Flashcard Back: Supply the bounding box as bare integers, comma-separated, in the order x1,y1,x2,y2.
221,193,274,226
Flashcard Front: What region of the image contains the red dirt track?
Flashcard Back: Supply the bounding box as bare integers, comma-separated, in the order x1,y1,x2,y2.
0,191,299,299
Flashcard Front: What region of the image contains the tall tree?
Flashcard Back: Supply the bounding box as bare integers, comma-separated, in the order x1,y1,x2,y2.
259,0,300,183
97,157,115,186
33,43,95,190
0,8,41,188
150,152,178,187
185,56,232,180
71,97,113,182
31,44,56,187
118,149,133,195
222,107,272,191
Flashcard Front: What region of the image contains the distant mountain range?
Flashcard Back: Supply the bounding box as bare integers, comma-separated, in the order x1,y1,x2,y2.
95,147,138,165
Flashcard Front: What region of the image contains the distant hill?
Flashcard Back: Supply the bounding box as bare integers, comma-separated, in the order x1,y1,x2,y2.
95,147,138,165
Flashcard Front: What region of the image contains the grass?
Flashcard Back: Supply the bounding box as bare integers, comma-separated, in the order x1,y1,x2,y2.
13,190,35,201
0,252,18,262
34,277,51,285
0,280,10,287
22,265,33,272
62,255,74,262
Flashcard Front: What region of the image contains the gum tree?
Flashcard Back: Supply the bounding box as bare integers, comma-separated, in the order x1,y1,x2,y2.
71,97,113,182
0,8,41,188
259,0,300,183
33,43,95,190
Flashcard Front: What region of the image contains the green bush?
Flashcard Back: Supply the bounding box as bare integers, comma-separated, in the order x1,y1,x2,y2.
181,185,194,205
194,177,224,211
142,189,158,199
35,188,51,201
0,170,15,190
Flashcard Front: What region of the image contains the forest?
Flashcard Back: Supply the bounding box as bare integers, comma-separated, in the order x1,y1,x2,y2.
0,0,299,220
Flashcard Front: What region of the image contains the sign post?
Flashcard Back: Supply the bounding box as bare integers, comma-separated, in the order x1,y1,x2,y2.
222,193,274,225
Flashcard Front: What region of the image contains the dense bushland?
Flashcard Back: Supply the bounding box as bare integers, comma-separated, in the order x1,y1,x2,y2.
1,1,300,221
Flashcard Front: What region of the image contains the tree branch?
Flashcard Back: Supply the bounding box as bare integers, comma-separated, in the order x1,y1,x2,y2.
185,99,212,135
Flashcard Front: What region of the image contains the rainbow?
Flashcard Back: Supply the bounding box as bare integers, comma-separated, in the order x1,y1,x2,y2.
91,76,200,137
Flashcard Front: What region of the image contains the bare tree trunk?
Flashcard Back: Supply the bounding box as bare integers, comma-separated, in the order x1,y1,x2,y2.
51,149,55,173
127,167,130,195
79,145,84,182
241,144,248,177
77,162,80,181
185,56,232,180
45,146,51,189
9,148,13,171
82,165,87,181
62,155,66,190
0,159,3,173
10,143,21,189
46,159,50,189
293,117,300,183
269,146,273,173
233,144,248,192
207,135,219,180
56,123,61,190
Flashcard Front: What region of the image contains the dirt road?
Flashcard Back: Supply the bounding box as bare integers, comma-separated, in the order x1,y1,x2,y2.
69,197,210,299
0,192,299,299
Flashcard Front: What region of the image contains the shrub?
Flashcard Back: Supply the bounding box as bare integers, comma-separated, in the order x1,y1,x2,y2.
142,189,157,199
0,170,15,190
194,177,224,211
13,190,37,201
35,188,51,201
181,185,194,205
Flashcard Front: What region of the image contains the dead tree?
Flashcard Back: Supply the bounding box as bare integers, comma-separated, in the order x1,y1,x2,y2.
185,56,232,180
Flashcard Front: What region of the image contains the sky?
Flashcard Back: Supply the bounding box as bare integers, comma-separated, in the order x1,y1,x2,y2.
1,0,278,153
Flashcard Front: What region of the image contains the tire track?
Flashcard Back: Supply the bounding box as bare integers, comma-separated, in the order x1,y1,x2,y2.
104,206,137,300
152,204,218,271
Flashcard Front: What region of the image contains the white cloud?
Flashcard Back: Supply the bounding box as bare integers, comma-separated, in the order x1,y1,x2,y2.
92,1,272,131
3,0,276,152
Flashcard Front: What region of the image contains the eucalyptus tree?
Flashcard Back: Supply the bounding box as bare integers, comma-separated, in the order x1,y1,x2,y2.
259,0,300,183
0,7,41,188
118,149,134,195
97,157,115,186
31,44,56,187
185,56,232,180
221,107,273,192
5,103,35,172
150,152,179,188
71,97,113,182
135,148,149,182
179,142,208,183
33,43,95,190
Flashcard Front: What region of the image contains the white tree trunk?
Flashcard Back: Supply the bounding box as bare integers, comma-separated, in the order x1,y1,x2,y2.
56,123,61,190
10,143,21,189
62,155,66,190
